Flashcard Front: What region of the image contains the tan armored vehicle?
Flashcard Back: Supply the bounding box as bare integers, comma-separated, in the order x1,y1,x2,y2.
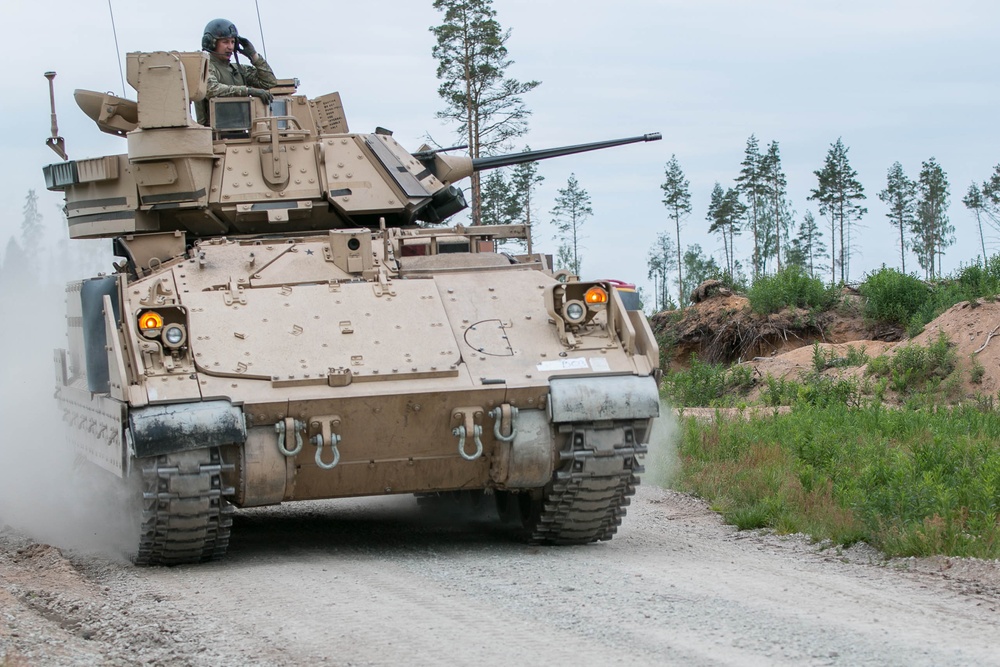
43,50,662,565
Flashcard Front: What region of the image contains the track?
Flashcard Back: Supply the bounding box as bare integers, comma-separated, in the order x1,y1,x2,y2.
132,448,234,566
525,422,645,544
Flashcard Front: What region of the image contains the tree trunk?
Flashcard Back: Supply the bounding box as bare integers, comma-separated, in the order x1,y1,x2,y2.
773,190,782,272
674,213,683,307
898,212,905,274
977,211,986,263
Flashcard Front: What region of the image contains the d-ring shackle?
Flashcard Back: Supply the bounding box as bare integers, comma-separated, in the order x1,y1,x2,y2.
311,419,341,470
275,418,304,456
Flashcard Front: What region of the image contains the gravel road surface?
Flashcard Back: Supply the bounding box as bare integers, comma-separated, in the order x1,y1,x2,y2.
2,485,998,666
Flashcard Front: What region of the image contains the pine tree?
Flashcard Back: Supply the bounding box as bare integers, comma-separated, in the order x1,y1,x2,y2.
646,231,676,311
735,135,768,279
431,0,540,225
877,162,917,274
556,244,577,275
706,183,729,275
808,138,867,284
796,210,826,280
20,189,44,279
979,165,1000,239
479,170,518,250
681,244,720,300
720,188,745,280
508,149,543,251
706,183,744,280
761,141,792,272
660,155,692,305
479,170,514,226
550,174,592,276
785,237,806,270
963,182,988,263
1,237,27,288
913,158,952,279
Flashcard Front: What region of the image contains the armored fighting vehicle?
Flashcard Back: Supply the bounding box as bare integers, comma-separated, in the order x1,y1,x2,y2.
42,50,662,565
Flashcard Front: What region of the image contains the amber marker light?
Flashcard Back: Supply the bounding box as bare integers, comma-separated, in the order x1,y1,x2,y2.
138,311,164,331
584,286,609,305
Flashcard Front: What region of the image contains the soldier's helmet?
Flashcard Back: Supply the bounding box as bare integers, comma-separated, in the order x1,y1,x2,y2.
202,19,239,51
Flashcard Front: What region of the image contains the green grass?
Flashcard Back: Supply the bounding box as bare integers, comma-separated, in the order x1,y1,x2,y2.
675,404,1000,558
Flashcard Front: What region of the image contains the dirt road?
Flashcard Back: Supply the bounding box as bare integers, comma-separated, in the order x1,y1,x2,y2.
2,485,998,667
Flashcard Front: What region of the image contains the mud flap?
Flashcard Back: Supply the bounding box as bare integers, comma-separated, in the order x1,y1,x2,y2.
548,375,660,423
129,400,246,458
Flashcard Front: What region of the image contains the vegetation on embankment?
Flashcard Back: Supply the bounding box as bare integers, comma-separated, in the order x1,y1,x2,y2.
660,257,1000,559
674,404,1000,559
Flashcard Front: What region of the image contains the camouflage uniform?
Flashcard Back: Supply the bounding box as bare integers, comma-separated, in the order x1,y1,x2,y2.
196,52,277,125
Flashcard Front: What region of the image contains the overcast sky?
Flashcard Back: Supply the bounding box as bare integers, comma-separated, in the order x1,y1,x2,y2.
5,0,1000,298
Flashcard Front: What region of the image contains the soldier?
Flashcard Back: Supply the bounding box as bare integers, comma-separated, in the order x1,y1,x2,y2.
196,18,278,125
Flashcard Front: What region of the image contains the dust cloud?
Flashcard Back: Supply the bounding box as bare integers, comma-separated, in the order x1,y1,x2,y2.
0,272,135,561
643,399,681,488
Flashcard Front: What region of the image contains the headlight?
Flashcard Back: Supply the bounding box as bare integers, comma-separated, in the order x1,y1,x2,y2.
162,324,187,349
563,300,587,324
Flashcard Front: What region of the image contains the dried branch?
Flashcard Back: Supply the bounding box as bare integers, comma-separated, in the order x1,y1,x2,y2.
973,323,1000,354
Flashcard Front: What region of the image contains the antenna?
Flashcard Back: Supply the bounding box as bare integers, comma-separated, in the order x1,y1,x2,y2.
107,0,126,96
44,72,68,160
255,0,268,60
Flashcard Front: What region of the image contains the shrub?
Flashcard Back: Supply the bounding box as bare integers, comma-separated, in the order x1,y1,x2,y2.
810,343,868,375
844,345,869,366
956,255,1000,298
747,266,838,315
763,375,800,406
866,332,957,395
811,343,828,373
663,357,758,407
971,356,986,384
859,267,930,327
662,356,728,407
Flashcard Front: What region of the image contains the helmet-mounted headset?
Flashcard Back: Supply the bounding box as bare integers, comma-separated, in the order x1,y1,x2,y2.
202,18,238,52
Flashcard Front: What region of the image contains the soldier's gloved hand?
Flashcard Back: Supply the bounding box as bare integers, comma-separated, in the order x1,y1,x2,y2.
236,37,257,58
248,87,273,105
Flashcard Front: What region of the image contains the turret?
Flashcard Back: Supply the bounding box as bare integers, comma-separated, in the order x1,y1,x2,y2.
43,51,661,239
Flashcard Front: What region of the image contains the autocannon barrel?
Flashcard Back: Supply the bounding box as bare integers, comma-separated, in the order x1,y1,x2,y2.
471,133,662,172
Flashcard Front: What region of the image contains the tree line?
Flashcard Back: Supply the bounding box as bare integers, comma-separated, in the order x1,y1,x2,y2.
18,1,989,309
646,138,968,312
1,189,108,287
427,1,994,314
